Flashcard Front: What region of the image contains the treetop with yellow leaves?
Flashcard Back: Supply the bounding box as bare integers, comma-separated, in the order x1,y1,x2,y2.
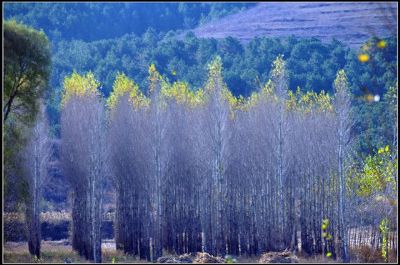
61,71,100,107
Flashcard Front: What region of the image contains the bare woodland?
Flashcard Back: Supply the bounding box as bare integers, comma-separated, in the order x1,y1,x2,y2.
22,55,397,262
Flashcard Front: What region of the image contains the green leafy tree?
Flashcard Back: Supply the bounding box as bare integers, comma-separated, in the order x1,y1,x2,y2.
350,145,397,198
3,20,51,123
349,145,397,262
3,19,51,213
3,20,52,260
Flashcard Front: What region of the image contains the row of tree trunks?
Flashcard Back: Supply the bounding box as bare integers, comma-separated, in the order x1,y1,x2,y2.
105,59,355,261
348,226,398,251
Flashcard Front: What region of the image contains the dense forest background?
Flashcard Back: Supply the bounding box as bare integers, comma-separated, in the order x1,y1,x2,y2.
3,3,398,262
4,2,256,41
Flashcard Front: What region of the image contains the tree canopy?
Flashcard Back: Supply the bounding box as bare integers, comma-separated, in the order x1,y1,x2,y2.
3,19,51,124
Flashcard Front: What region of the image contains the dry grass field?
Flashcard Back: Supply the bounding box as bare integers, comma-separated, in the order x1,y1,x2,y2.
3,240,145,263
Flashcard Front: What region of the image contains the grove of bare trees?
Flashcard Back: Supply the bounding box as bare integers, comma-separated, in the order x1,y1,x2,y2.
58,55,396,263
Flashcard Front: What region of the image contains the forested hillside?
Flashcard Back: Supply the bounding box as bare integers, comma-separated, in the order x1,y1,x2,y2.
3,2,398,264
4,2,255,41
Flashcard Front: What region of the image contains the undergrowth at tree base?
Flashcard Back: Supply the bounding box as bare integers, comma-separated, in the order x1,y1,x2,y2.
4,242,397,263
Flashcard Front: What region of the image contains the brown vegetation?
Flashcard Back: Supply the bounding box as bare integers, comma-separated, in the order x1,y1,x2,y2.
258,250,299,263
193,252,226,263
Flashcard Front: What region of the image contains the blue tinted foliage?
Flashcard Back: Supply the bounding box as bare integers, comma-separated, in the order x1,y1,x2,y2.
4,3,255,41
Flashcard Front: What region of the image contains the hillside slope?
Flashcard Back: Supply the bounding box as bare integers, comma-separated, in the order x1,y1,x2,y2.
191,2,397,48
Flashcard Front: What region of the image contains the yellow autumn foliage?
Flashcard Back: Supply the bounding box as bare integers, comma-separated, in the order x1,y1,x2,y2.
108,72,149,110
284,87,333,114
148,63,169,96
61,71,100,107
161,81,204,107
63,60,333,119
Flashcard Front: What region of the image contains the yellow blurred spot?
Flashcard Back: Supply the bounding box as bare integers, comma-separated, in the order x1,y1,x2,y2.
358,54,369,63
172,70,176,76
326,252,332,257
365,94,374,102
378,148,384,154
384,145,389,152
377,40,387,49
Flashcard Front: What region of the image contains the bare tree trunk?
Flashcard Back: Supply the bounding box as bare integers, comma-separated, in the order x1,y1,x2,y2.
23,105,51,259
334,70,351,263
